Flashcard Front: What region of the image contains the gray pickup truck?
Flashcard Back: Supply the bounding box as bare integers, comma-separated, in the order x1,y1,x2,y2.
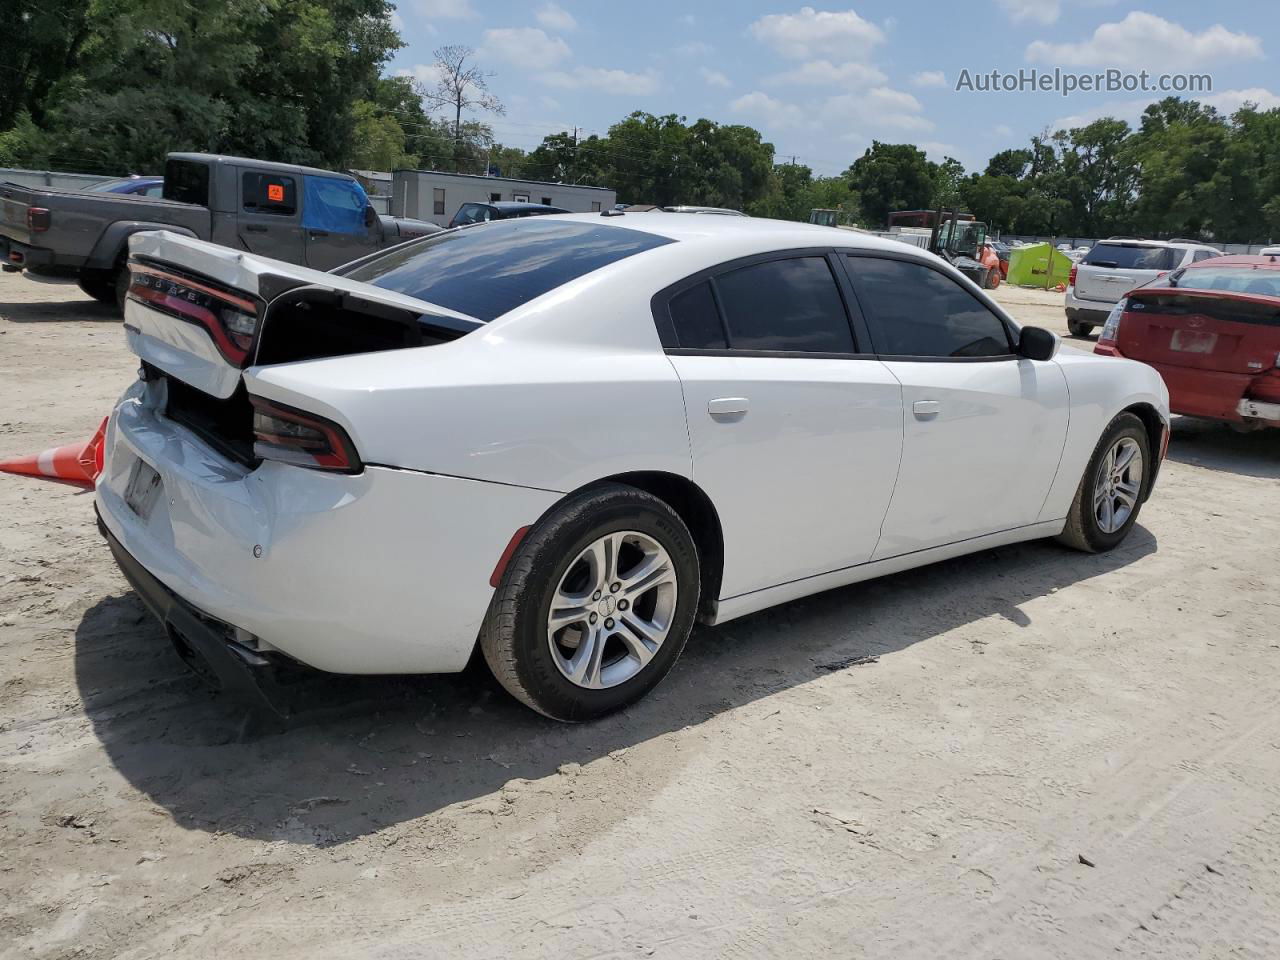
0,153,440,307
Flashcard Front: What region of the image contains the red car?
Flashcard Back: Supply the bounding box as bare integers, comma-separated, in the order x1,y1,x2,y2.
1095,254,1280,428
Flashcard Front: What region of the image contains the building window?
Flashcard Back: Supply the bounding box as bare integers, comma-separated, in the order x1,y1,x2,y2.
591,201,601,212
489,192,501,202
433,188,445,216
513,193,530,202
541,197,552,206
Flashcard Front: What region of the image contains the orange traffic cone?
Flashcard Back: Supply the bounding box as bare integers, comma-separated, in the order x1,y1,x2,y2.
0,417,108,488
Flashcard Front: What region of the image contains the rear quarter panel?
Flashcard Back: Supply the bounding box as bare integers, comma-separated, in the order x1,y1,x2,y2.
1037,346,1170,522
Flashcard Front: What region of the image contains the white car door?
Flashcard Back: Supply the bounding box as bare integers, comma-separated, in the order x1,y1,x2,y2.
656,252,904,601
840,253,1070,559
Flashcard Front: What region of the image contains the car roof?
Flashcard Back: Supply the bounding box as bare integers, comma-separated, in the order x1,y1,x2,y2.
1184,254,1280,270
533,211,928,257
1095,238,1215,250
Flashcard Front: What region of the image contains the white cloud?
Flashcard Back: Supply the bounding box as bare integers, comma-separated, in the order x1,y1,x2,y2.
1200,87,1280,113
731,85,931,133
1050,96,1151,130
396,63,446,87
911,70,946,88
994,123,1013,137
700,67,731,89
535,2,577,31
765,59,886,87
541,66,660,95
748,7,885,60
481,28,571,69
674,41,714,57
1027,13,1262,67
997,0,1060,24
917,140,960,160
408,0,476,19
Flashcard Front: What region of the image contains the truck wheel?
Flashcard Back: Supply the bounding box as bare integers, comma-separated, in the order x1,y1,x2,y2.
77,270,117,305
1067,319,1093,338
983,268,1000,289
114,266,130,313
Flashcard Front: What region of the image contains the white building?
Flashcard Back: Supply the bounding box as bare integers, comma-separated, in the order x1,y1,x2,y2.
391,169,617,226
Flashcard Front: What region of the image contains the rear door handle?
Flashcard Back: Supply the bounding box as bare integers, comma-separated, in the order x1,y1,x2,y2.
913,400,941,418
245,224,268,233
708,397,749,417
308,230,329,238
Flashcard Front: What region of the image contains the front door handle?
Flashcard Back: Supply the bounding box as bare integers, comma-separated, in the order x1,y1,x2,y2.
913,400,941,418
708,397,749,418
245,224,268,233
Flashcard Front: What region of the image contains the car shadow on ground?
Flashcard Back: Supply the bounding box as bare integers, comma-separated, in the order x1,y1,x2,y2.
74,528,1156,847
1166,417,1280,480
0,296,118,322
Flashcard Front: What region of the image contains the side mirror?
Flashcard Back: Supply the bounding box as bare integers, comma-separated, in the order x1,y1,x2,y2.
364,205,378,228
1018,325,1059,361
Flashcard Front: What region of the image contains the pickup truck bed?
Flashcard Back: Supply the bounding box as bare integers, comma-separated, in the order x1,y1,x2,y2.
1,182,210,276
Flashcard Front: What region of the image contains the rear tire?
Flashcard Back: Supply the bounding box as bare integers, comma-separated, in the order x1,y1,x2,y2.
983,268,999,289
480,483,700,722
1067,319,1093,338
113,266,129,313
1057,412,1149,553
77,269,116,304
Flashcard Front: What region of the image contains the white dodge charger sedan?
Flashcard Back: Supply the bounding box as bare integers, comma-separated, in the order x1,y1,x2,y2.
96,214,1169,720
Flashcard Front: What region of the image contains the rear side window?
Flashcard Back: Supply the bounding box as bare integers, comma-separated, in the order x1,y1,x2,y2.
714,257,855,353
847,256,1012,358
341,218,674,322
668,281,726,349
243,173,296,216
1084,243,1179,271
163,160,209,206
1192,249,1218,263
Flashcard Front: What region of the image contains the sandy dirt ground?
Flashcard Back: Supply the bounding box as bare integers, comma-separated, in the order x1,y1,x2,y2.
2,271,1279,960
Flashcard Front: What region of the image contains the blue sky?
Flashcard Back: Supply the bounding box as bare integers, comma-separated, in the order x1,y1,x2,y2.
388,1,1277,176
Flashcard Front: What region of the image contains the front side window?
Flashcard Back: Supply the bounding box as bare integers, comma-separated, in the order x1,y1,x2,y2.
847,256,1012,358
341,218,674,322
714,257,855,353
242,173,296,216
302,177,368,235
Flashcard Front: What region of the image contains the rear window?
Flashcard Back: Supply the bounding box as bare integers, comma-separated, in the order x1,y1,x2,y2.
341,219,674,322
1084,243,1180,271
163,160,209,206
1177,267,1280,298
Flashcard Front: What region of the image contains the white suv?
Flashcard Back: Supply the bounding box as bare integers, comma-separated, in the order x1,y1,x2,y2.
1065,239,1222,337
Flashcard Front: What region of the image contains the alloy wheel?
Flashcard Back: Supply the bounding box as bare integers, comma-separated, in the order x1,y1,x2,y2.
1093,437,1144,534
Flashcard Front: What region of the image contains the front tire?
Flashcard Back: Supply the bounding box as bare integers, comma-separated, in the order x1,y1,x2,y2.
1057,412,1149,553
480,483,700,721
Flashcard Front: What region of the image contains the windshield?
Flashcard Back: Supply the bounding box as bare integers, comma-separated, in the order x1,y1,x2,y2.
341,218,675,321
1084,243,1180,271
1177,266,1280,297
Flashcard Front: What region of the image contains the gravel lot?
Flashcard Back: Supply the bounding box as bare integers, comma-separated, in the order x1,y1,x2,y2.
2,270,1278,960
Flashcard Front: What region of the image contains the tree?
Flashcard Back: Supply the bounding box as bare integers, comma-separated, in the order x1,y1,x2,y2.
931,156,966,210
844,142,935,225
416,45,504,171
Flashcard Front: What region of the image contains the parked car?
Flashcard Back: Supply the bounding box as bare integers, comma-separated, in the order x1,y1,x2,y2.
448,200,570,227
89,176,165,197
1065,238,1222,337
95,214,1169,721
1095,254,1280,429
0,153,440,309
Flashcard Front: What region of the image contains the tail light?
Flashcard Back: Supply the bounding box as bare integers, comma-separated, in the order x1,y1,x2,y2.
1098,297,1127,343
27,207,50,232
250,396,361,473
127,263,260,365
1068,264,1078,288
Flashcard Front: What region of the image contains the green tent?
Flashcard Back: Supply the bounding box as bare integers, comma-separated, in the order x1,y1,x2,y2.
1007,243,1074,288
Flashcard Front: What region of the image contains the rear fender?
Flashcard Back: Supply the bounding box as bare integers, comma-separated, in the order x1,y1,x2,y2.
87,221,199,270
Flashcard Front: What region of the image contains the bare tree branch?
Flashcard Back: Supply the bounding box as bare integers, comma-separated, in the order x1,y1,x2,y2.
415,45,505,170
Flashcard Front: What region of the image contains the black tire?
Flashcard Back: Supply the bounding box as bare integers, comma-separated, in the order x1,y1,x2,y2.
77,269,116,304
1067,319,1093,338
113,266,129,313
982,268,998,290
480,482,700,721
1057,412,1150,553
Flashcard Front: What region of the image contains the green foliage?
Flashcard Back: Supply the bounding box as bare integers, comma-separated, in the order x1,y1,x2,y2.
844,142,936,224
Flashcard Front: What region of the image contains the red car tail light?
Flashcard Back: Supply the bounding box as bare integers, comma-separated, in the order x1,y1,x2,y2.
1068,264,1077,287
250,396,361,473
127,263,260,365
27,207,51,232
